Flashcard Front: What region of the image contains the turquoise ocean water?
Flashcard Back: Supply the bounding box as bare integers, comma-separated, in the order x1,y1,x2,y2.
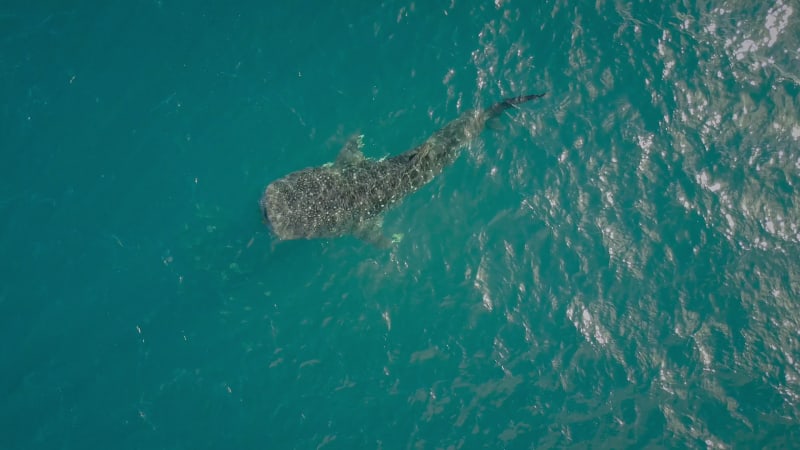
2,1,799,448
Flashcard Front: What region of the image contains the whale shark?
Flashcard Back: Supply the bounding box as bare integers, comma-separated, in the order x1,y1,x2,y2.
260,93,545,246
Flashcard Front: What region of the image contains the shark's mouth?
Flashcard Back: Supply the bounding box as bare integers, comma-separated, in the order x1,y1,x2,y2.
258,193,275,235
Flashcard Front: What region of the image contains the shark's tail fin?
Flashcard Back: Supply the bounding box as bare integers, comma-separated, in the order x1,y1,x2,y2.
486,92,546,120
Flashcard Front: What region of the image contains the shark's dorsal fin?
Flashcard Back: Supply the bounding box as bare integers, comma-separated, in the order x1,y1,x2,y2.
335,133,366,166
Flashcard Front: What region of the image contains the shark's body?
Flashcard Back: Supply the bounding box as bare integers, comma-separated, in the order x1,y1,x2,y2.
260,93,544,246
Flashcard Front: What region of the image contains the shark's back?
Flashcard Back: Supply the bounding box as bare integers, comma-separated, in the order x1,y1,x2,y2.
262,157,409,240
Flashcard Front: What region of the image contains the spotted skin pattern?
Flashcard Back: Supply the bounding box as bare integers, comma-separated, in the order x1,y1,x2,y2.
260,94,545,245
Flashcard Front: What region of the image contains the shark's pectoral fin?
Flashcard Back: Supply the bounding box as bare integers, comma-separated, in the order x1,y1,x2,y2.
336,133,366,166
354,217,394,248
486,117,506,131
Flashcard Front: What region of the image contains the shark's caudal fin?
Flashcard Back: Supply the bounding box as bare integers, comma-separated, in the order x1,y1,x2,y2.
486,92,546,120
